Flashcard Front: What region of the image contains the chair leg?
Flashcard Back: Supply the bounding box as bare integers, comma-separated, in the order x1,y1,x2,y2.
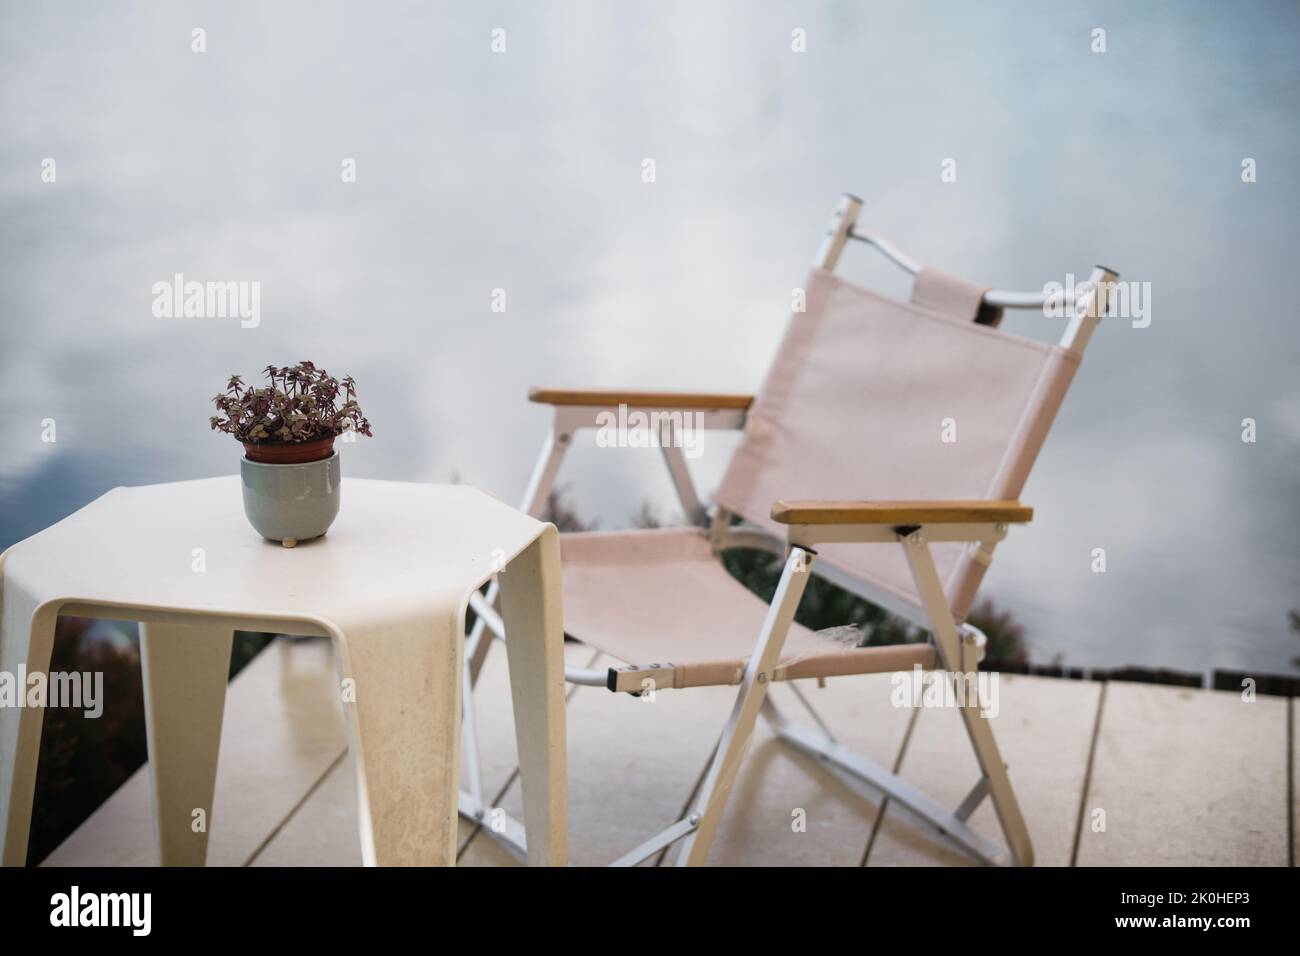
901,531,1033,867
953,690,1033,866
460,651,485,818
465,583,498,686
764,697,1012,865
139,621,233,866
674,547,814,866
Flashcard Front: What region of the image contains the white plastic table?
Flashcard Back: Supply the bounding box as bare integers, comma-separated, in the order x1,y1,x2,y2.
0,477,567,867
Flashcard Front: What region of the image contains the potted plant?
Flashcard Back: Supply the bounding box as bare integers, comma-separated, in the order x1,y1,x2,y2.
210,362,372,547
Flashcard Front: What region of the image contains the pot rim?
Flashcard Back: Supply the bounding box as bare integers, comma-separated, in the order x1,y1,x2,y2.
242,435,336,447
240,450,340,469
241,435,336,464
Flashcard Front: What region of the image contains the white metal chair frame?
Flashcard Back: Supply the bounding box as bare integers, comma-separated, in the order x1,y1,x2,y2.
458,194,1117,866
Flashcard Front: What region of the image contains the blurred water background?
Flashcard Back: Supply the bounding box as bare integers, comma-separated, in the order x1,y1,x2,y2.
2,0,1298,674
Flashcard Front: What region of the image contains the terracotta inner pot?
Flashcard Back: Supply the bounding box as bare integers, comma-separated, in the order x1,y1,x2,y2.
243,435,336,465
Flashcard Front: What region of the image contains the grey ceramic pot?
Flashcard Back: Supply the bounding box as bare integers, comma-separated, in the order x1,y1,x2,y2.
240,452,341,545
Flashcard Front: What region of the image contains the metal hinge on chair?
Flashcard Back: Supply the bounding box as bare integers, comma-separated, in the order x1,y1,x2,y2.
607,662,678,694
959,622,988,669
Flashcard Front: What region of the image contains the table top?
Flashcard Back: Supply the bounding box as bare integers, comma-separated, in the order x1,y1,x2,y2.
0,477,547,635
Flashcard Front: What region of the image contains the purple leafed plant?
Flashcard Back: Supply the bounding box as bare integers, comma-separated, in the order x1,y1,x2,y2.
209,361,373,444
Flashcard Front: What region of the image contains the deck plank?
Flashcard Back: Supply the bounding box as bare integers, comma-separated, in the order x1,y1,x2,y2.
1075,682,1288,866
459,653,735,867
44,636,347,867
867,672,1102,866
251,641,600,866
701,674,913,866
44,637,1291,868
463,671,916,867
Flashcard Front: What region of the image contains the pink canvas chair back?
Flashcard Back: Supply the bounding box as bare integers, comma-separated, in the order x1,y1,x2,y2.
714,267,1081,621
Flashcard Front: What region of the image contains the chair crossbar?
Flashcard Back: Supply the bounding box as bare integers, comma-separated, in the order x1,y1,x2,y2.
609,817,700,868
955,776,991,823
458,790,528,864
770,716,1008,866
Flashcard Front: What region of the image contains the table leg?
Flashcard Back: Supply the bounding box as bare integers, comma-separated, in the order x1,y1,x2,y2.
139,622,233,866
333,606,463,866
0,597,58,867
497,525,568,866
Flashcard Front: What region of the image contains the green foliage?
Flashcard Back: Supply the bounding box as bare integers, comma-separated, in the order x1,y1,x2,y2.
29,619,146,865
540,485,594,533
1290,608,1300,665
230,632,276,677
721,547,1029,660
966,598,1029,664
720,547,917,644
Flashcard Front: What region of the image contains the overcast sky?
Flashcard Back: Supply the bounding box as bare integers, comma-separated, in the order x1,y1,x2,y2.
2,0,1297,673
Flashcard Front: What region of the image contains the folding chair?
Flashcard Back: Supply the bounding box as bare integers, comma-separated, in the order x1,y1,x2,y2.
459,193,1117,866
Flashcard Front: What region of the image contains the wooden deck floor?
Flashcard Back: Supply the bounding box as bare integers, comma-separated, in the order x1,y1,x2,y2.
42,636,1297,867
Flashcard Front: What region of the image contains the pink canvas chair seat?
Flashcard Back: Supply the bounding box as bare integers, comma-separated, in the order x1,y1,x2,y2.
560,528,936,688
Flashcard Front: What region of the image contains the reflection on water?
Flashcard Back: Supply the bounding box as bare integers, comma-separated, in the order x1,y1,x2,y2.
2,1,1298,673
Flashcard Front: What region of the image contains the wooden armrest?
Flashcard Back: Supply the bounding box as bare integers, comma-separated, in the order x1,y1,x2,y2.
528,386,753,410
770,500,1033,525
